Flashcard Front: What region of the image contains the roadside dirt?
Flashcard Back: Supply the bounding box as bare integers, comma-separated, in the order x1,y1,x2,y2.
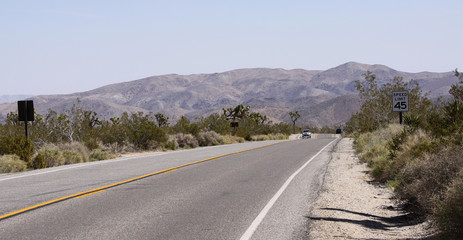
307,138,434,239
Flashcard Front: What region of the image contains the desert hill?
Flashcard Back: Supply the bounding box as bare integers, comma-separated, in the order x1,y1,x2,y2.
0,62,457,127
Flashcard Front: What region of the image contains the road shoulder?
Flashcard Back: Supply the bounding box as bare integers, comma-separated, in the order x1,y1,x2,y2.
307,138,433,239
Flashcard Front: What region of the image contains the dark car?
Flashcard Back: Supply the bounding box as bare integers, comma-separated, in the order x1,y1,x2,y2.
336,128,342,134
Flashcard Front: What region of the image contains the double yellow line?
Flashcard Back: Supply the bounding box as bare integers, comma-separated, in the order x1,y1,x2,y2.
0,142,283,220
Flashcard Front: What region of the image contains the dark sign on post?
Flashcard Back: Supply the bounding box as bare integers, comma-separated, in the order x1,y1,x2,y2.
18,100,35,121
18,100,34,138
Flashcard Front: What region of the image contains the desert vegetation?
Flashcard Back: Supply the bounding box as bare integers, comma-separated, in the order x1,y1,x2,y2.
0,102,312,174
345,70,463,238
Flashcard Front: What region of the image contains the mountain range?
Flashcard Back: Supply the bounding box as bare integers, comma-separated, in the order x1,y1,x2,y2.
0,62,458,127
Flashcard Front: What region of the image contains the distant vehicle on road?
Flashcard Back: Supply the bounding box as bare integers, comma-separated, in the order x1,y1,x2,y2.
336,128,342,134
302,129,312,139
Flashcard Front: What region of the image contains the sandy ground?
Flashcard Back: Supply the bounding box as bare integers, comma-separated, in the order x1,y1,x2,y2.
307,138,434,240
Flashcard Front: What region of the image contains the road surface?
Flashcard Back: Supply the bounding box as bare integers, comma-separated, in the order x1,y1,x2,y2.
0,136,338,240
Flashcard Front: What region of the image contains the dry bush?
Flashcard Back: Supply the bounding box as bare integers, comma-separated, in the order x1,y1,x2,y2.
89,149,112,161
380,130,434,182
355,124,403,156
354,124,404,181
58,142,89,163
432,171,463,238
0,154,27,173
251,135,272,141
172,133,198,149
197,131,223,146
251,134,287,141
396,144,463,215
220,135,245,144
101,142,135,154
274,133,288,140
62,150,85,164
32,146,64,168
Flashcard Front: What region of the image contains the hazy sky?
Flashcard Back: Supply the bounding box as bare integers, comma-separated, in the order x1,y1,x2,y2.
1,0,462,95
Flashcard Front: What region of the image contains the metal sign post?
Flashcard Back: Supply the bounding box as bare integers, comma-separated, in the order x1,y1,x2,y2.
18,100,34,138
392,91,409,124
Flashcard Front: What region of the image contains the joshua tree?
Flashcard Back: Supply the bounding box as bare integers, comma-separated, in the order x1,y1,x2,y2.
289,111,300,133
155,113,169,128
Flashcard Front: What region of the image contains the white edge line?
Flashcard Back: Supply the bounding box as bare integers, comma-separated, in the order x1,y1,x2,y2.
239,138,337,240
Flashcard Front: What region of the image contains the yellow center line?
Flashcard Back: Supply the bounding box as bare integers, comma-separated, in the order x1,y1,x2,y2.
0,141,284,220
74,190,106,199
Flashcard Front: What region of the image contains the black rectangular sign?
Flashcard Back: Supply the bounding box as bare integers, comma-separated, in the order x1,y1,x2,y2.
18,100,34,121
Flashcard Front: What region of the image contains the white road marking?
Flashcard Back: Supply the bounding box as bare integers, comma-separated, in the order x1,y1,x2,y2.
239,138,338,240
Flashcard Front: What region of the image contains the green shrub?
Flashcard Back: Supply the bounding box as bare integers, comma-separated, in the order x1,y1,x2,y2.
0,155,27,173
235,127,251,141
164,140,178,150
0,135,35,163
124,112,168,150
89,149,111,161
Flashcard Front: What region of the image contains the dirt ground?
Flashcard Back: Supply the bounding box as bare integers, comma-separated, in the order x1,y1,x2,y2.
307,138,434,240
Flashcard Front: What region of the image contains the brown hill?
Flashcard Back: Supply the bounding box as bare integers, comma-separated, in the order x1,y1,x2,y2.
0,62,457,127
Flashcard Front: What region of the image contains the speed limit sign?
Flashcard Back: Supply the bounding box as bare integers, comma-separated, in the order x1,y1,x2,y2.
392,91,409,112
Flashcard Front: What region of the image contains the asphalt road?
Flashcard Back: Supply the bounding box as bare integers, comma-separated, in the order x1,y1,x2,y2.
0,137,338,240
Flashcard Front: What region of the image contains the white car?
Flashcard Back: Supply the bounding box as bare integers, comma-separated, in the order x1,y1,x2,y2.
302,129,312,139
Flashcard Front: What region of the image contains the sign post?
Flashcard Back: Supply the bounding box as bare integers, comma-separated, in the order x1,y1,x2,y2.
18,100,34,138
392,91,409,124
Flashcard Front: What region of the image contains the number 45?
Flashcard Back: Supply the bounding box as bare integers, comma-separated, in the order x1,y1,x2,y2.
394,102,407,109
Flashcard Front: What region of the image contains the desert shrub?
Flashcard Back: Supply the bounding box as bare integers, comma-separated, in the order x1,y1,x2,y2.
164,140,178,150
0,135,35,163
197,131,222,146
354,125,403,181
84,137,100,150
395,144,463,215
270,123,292,135
354,124,403,155
32,146,64,169
172,133,198,149
432,171,463,239
0,154,27,173
235,127,252,141
58,142,89,162
370,154,390,181
62,150,85,164
123,112,168,150
220,135,245,144
274,133,288,140
378,130,436,182
89,149,111,161
251,134,289,141
252,135,271,141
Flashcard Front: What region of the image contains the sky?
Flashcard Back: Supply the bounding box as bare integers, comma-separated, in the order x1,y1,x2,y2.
1,0,462,95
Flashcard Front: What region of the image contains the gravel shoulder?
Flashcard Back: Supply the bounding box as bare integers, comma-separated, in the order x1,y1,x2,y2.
308,138,434,239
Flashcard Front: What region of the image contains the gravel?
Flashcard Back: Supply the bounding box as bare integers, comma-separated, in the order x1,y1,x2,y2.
307,138,434,239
